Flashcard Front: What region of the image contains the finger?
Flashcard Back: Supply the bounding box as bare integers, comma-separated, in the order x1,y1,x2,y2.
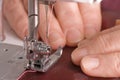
81,52,120,77
78,25,120,47
39,4,66,49
3,0,28,39
54,2,84,46
79,3,101,38
71,26,120,65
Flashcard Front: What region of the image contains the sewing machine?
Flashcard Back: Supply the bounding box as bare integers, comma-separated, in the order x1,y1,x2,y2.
0,0,102,80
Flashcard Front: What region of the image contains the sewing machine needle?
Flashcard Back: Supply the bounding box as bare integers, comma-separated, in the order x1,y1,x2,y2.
45,4,49,39
45,3,55,41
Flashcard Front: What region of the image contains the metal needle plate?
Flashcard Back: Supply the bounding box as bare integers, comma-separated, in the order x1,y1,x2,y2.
0,43,27,80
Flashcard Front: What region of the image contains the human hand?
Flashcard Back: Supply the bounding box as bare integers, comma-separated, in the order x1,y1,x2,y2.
72,25,120,77
2,0,101,49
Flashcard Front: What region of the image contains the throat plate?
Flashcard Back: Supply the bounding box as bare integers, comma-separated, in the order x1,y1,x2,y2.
0,43,27,80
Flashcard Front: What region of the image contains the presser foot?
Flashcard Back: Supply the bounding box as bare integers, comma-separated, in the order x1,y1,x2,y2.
25,39,63,72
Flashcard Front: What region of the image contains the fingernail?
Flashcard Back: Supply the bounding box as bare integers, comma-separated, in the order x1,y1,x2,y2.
48,32,65,49
66,29,83,45
72,48,88,65
81,57,99,70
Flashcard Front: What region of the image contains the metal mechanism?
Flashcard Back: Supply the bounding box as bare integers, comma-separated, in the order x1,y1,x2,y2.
26,0,62,72
25,37,63,72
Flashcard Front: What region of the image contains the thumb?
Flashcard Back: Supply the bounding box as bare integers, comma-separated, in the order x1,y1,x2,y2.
71,26,120,65
81,52,120,77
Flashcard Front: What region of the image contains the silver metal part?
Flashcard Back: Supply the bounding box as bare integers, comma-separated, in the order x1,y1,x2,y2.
0,43,27,80
27,0,63,72
25,37,63,72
